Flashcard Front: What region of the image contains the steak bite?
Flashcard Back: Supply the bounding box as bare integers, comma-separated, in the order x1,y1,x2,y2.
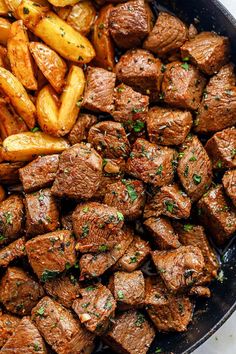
25,188,60,237
109,0,151,49
0,237,26,268
189,285,211,298
103,310,155,354
126,138,176,187
68,113,97,145
223,169,236,206
32,296,94,354
19,155,59,193
144,217,180,250
145,277,193,332
72,202,124,253
162,61,206,110
0,266,44,315
72,283,116,334
152,246,205,292
82,66,116,113
52,143,102,200
0,313,20,348
26,230,76,281
181,32,230,75
144,12,188,57
104,179,146,220
177,135,212,201
61,211,73,230
205,127,236,169
197,185,236,246
147,106,192,146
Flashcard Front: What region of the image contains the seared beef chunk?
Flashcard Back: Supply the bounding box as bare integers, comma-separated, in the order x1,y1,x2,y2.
175,223,219,284
102,158,126,176
0,195,24,246
0,237,26,268
1,317,47,354
188,24,198,39
205,127,236,169
79,228,133,279
144,12,188,57
109,0,151,49
0,314,20,348
126,138,176,187
52,143,102,199
195,64,236,133
145,277,193,332
162,61,206,110
0,266,44,315
68,114,97,145
88,121,130,158
72,283,116,334
152,246,205,292
19,155,59,193
177,135,212,201
104,179,145,219
26,230,76,281
144,184,191,219
61,211,73,230
0,162,25,185
72,202,124,253
181,32,230,75
82,67,116,113
94,174,124,199
223,169,236,206
44,274,80,308
189,285,211,298
32,297,94,354
197,185,236,245
25,188,60,237
103,310,155,354
147,107,192,146
115,49,163,100
144,217,180,250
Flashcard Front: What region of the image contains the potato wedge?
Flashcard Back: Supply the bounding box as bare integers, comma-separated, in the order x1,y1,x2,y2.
66,1,96,36
0,67,36,129
47,0,79,6
2,131,69,161
29,42,67,93
0,161,25,184
37,85,59,136
0,98,28,139
0,17,10,45
8,20,37,90
0,45,10,69
0,0,8,16
5,0,49,17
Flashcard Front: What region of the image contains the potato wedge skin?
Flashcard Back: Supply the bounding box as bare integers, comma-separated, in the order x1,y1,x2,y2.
47,0,78,6
5,0,49,17
66,1,96,36
0,17,10,45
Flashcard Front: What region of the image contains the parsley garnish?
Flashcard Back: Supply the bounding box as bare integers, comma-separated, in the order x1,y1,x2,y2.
99,244,108,252
184,224,193,232
117,290,124,299
156,165,163,175
81,224,89,238
135,313,145,327
193,174,202,185
164,200,174,213
117,211,124,221
133,120,145,132
181,62,189,71
36,306,45,317
122,179,138,202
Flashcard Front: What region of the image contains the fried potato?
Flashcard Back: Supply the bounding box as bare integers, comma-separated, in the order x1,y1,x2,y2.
47,0,79,6
66,1,96,36
37,85,59,136
0,67,36,129
5,0,49,17
0,98,28,139
0,161,25,184
0,17,10,45
29,42,67,93
0,45,10,69
0,0,8,16
2,131,69,161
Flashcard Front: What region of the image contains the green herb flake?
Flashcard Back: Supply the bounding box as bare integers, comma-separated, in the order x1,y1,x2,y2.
129,256,137,264
155,348,162,354
231,148,236,158
31,127,40,132
133,120,145,133
4,212,13,225
98,23,104,29
82,206,89,213
182,56,190,62
81,224,89,238
193,174,202,185
99,244,108,252
181,62,189,71
85,285,96,292
184,165,189,177
164,200,174,213
156,165,163,176
36,306,45,317
41,269,60,282
82,302,90,308
117,211,124,221
76,98,83,107
135,313,145,327
161,64,166,73
217,270,226,283
189,155,197,162
122,179,138,202
0,234,5,241
117,290,124,299
23,7,29,14
184,224,193,232
33,343,41,352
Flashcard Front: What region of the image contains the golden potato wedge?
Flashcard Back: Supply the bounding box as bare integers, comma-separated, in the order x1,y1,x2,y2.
29,42,67,93
66,1,96,36
0,67,36,129
0,161,25,183
0,0,8,17
5,0,49,17
0,98,28,139
37,85,59,136
55,6,71,20
0,184,6,202
2,131,69,161
47,0,79,6
0,45,10,69
0,17,10,45
8,20,37,90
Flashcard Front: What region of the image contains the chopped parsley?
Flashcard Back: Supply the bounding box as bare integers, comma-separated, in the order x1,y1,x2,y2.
82,302,90,308
133,120,145,132
122,179,138,202
182,56,190,62
217,160,222,168
117,290,124,299
36,306,45,317
184,165,189,177
156,165,163,176
82,206,89,213
184,224,193,232
99,244,108,252
81,224,89,238
181,62,189,71
23,7,29,14
4,212,13,225
135,313,145,327
31,127,40,132
164,200,174,213
155,348,162,354
85,286,96,291
0,234,5,241
217,270,226,283
33,343,41,352
41,269,60,282
189,155,197,162
193,174,202,185
129,256,137,263
117,211,124,221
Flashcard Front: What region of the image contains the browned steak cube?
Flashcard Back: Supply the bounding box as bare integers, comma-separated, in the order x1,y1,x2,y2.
61,211,73,230
147,106,192,145
205,127,236,169
88,121,130,159
197,185,236,245
26,230,76,281
0,314,20,348
82,66,116,113
162,61,206,110
0,162,25,185
0,237,26,268
152,246,205,292
68,113,97,145
223,169,236,206
181,32,230,75
25,188,60,237
19,155,59,193
72,283,116,334
177,135,212,201
145,277,193,332
144,216,180,250
104,179,145,219
144,12,188,57
52,143,102,199
189,285,211,298
195,64,236,133
32,297,94,354
109,0,151,49
1,317,47,354
94,174,125,199
103,310,155,354
0,266,44,315
102,158,126,176
144,184,191,219
0,195,24,246
44,273,80,308
188,24,198,39
126,138,176,186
